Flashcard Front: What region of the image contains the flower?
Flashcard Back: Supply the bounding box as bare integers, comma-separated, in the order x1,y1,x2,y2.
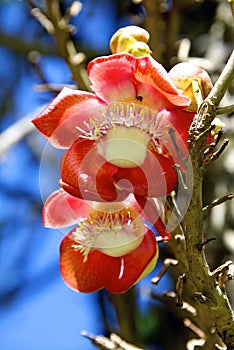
169,62,213,112
32,53,193,201
43,189,163,293
109,25,151,57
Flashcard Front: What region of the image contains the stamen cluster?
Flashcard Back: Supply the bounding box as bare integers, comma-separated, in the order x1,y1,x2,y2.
72,207,144,261
77,102,169,154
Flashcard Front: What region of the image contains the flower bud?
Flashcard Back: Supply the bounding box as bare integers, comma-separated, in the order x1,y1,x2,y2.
127,42,151,57
110,25,151,57
169,62,213,112
211,117,225,135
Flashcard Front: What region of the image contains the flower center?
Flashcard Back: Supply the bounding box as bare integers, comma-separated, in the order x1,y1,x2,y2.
97,125,151,167
77,102,169,168
72,205,145,262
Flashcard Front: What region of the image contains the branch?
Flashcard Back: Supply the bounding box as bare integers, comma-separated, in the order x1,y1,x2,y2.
0,108,44,158
151,258,178,285
206,48,234,109
31,0,91,90
173,46,234,349
109,289,140,345
151,291,197,316
216,104,234,115
0,30,56,56
210,260,234,281
0,29,100,60
142,0,164,62
228,0,234,20
188,49,234,152
203,193,234,215
203,138,229,166
81,332,143,350
184,319,206,350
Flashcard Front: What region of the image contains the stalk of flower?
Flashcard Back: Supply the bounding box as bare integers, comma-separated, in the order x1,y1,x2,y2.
43,189,162,293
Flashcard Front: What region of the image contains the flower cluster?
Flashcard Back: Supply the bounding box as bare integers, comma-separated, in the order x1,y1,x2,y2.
32,26,213,294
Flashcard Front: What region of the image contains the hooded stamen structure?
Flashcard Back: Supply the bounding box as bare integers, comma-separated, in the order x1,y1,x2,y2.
72,206,145,261
77,103,170,167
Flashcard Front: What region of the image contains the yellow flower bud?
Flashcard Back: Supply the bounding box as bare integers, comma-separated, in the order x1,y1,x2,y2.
211,117,225,135
110,25,151,57
169,62,213,112
126,42,152,57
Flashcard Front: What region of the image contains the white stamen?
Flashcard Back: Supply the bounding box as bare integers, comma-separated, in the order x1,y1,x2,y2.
76,102,169,153
97,126,151,167
72,207,145,262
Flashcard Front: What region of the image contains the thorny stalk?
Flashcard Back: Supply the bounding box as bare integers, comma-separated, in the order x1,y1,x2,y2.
175,44,234,349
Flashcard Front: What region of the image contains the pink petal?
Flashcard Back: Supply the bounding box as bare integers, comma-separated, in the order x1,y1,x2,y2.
87,53,137,102
43,188,91,228
136,84,176,111
133,56,190,108
32,87,105,148
60,230,157,293
161,108,194,140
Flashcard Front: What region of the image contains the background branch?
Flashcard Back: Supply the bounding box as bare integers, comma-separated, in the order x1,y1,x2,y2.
31,0,91,90
206,49,234,108
82,332,143,350
0,109,42,159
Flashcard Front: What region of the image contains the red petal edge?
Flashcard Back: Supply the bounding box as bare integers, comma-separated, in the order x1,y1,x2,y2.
134,56,190,107
32,87,104,148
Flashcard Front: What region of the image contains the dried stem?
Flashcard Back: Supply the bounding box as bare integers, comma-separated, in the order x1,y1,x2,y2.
203,193,234,215
0,109,42,158
206,48,234,109
184,318,206,350
31,0,91,90
216,104,234,115
81,332,143,350
203,139,229,166
228,0,234,20
151,258,178,285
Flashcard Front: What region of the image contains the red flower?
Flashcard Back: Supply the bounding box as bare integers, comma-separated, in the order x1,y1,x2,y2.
43,189,162,293
33,53,193,200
